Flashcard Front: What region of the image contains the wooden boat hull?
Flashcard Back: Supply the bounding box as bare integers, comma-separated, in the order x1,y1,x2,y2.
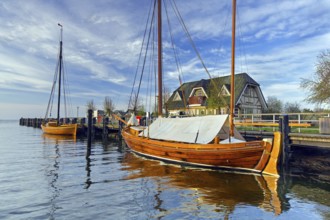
41,123,77,136
122,127,282,176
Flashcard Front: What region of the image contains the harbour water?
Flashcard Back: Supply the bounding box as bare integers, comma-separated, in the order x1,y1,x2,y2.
1,120,329,219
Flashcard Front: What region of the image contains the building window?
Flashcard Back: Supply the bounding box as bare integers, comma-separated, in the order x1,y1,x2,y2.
190,87,207,98
244,108,253,114
193,89,203,96
234,108,241,116
221,108,227,114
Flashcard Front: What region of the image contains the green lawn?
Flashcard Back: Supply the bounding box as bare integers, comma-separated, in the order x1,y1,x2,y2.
236,126,320,134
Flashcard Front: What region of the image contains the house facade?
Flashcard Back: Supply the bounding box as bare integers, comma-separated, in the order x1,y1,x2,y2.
166,73,267,117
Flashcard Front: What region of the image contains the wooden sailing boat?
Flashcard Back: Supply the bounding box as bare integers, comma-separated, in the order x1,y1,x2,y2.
41,24,77,136
122,0,282,176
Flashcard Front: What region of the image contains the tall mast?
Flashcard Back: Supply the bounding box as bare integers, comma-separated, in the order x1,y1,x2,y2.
157,0,163,117
230,0,236,137
57,23,63,124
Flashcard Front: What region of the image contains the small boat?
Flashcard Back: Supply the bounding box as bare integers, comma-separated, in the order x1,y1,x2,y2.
41,24,77,136
122,0,282,176
42,122,77,136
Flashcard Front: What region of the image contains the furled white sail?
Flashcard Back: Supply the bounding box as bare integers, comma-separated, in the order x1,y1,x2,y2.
139,115,244,144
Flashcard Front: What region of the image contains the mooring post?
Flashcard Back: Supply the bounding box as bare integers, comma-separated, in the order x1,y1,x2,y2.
102,115,106,139
118,117,124,142
87,109,93,149
33,118,37,128
279,114,290,173
102,115,109,140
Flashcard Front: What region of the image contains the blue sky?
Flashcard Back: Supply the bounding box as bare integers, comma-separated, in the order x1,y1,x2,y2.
0,0,329,119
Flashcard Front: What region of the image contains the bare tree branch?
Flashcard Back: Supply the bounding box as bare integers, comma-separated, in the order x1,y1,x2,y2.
301,49,330,106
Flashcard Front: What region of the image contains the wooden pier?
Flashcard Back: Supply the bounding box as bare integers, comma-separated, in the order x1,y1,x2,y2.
19,115,330,148
241,130,330,148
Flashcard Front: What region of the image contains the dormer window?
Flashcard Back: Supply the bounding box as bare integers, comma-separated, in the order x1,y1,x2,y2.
189,87,208,98
173,92,182,101
188,87,208,106
219,85,230,96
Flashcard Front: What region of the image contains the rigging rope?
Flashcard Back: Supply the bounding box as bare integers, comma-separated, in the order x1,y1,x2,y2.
164,0,188,112
128,0,155,112
134,1,157,113
62,53,74,120
169,0,227,106
44,29,74,122
44,49,60,120
236,6,249,74
128,0,230,116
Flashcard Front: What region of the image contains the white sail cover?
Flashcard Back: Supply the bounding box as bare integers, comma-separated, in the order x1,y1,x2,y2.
139,115,244,144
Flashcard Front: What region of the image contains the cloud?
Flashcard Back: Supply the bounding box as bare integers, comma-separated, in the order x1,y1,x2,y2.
0,0,329,118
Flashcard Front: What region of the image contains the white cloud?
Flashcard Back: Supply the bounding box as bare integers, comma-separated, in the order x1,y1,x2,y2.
0,0,329,118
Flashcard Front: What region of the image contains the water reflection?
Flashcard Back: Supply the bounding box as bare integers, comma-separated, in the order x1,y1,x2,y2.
121,152,289,217
42,134,77,219
85,154,92,189
36,134,329,219
43,143,61,220
85,137,93,189
42,133,76,143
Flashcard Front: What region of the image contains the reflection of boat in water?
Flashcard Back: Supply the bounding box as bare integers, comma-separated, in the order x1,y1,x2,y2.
42,133,76,143
122,152,287,216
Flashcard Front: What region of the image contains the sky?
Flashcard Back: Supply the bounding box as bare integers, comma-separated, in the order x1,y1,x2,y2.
0,0,330,119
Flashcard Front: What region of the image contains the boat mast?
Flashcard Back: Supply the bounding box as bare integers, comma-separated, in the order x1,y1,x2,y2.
157,0,163,117
230,0,236,137
57,23,63,124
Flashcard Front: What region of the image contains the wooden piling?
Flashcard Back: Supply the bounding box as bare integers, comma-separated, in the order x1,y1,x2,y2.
279,114,291,173
102,115,108,140
118,117,124,142
87,109,93,148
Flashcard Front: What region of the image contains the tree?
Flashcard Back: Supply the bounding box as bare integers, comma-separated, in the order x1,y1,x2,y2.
301,50,330,106
206,78,228,113
314,107,330,113
86,100,96,111
163,86,172,116
264,96,283,113
103,96,115,116
302,108,313,113
284,102,301,113
128,93,145,116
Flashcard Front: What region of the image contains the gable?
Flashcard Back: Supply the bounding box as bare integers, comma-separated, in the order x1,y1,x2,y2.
189,87,208,98
237,84,267,109
173,91,182,101
220,85,230,96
